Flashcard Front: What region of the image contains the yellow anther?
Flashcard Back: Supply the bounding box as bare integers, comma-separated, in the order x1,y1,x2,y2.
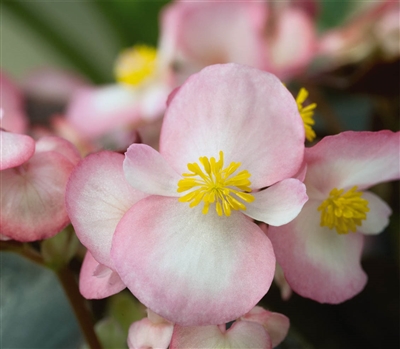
296,88,317,142
318,186,369,235
114,45,157,86
177,151,254,217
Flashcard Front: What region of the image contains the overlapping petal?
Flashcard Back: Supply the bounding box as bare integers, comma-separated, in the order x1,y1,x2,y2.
160,64,304,188
0,130,35,170
112,195,275,326
245,179,308,226
79,251,125,299
359,191,392,235
124,144,181,196
268,200,367,303
1,151,75,241
66,151,147,267
304,131,400,195
35,136,81,166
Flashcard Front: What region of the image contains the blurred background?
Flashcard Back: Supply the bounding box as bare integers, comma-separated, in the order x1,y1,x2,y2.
1,1,399,348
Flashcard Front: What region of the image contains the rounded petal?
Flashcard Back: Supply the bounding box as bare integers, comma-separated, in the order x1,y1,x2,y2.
359,191,392,235
124,144,181,196
170,321,271,349
305,131,400,195
127,317,173,349
35,136,81,165
245,179,308,226
79,251,125,299
160,1,268,84
0,130,35,170
112,196,275,326
268,200,367,304
160,64,304,188
66,151,147,267
66,85,141,139
1,152,75,241
241,306,290,348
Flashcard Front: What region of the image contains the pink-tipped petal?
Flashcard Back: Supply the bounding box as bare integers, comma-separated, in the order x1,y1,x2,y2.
305,131,400,195
112,196,275,326
35,136,81,165
170,321,271,349
79,251,125,299
1,130,35,170
66,151,147,267
246,179,308,226
124,144,181,196
160,64,304,188
268,200,367,304
359,191,392,235
241,307,290,348
127,317,174,349
1,151,75,241
66,85,141,139
0,71,28,133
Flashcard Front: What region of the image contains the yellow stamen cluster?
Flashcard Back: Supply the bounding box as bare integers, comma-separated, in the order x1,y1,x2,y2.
114,45,157,86
177,151,254,217
296,87,317,142
318,186,369,235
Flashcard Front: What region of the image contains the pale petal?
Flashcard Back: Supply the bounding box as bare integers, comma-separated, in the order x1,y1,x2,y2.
112,196,275,326
268,200,367,304
241,306,290,348
79,251,125,299
160,64,304,188
66,151,147,267
66,85,141,139
305,131,400,196
124,144,181,196
1,152,75,241
170,321,271,349
359,191,392,235
245,179,308,226
127,317,173,349
0,130,35,170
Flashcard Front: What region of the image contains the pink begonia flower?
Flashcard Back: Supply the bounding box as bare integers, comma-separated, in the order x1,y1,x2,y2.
66,46,170,142
1,131,80,241
127,309,174,349
66,151,148,297
0,72,28,133
106,64,307,326
159,0,317,84
268,131,400,303
170,306,289,349
159,0,268,86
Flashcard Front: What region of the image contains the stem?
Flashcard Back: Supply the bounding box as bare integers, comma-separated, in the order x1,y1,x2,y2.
57,267,103,349
3,1,106,83
0,241,45,266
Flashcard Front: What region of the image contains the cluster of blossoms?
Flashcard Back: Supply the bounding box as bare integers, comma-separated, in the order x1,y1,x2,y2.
1,0,399,348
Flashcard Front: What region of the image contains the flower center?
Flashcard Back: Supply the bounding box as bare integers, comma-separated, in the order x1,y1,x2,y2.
318,186,369,235
177,151,254,217
114,45,157,86
296,87,317,142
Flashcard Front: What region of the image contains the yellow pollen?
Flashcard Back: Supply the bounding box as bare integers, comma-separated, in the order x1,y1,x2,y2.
177,151,255,217
318,186,369,235
114,45,157,86
296,87,317,142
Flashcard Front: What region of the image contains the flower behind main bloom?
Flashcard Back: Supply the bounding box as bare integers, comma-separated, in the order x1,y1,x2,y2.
67,64,308,326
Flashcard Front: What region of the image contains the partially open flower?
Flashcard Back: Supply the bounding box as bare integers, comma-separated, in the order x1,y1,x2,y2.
269,131,400,303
